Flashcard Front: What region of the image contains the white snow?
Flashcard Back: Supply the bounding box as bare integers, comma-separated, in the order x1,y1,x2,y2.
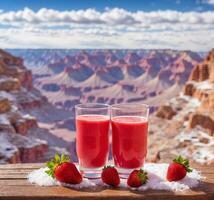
192,149,214,164
0,133,18,163
23,114,36,120
179,94,201,107
176,129,214,164
0,115,10,125
189,80,214,90
28,163,204,191
0,91,15,101
28,167,96,189
137,163,204,191
28,167,58,186
171,93,201,121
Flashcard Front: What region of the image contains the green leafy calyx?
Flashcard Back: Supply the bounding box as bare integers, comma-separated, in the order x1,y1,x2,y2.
103,165,115,170
45,154,70,178
138,169,148,184
173,155,193,173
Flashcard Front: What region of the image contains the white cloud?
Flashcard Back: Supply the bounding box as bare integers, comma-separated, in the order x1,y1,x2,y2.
0,7,214,26
0,7,213,50
204,0,214,5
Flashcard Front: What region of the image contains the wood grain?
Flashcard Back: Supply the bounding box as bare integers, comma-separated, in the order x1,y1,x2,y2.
0,163,213,200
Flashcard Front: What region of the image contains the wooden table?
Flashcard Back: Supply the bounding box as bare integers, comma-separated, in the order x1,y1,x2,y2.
0,163,213,200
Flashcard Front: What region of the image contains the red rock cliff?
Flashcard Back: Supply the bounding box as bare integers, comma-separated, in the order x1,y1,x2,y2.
0,50,48,163
149,49,214,165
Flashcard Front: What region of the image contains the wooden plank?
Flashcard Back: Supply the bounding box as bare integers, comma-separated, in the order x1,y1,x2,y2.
1,170,212,176
1,174,211,181
0,175,27,179
0,185,206,198
0,164,208,171
0,184,213,200
0,163,213,173
0,166,212,180
0,164,213,200
0,169,33,174
0,180,31,186
0,163,44,169
0,163,212,171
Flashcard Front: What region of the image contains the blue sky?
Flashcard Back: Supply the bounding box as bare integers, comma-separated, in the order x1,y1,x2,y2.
1,0,214,12
0,0,213,50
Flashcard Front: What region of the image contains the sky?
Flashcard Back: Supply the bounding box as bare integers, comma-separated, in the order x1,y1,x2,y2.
0,0,214,50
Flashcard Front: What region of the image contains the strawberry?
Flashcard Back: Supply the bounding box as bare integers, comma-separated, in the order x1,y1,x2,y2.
46,154,82,184
167,155,193,182
101,166,120,187
127,169,148,188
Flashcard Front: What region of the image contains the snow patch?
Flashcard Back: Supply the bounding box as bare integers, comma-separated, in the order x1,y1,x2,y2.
28,167,96,188
179,94,201,107
171,93,202,121
0,133,18,163
0,91,15,101
28,167,58,186
176,129,214,164
23,114,36,120
28,163,204,191
0,115,10,125
189,80,214,90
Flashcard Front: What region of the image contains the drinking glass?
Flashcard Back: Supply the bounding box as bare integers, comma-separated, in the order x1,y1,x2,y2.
75,103,110,178
111,103,149,177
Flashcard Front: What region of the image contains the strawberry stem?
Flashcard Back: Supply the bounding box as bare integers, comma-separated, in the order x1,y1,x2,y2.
173,155,193,173
138,169,148,184
103,165,114,170
45,153,70,178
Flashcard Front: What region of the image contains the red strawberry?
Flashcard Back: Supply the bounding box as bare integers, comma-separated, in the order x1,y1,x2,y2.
127,169,148,188
101,166,120,187
167,155,192,182
46,154,82,184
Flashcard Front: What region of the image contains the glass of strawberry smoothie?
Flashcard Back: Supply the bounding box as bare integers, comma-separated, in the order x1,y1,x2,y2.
111,103,149,177
75,103,110,178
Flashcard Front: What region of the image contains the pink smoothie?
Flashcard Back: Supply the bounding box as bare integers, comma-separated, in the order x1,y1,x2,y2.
76,115,109,168
111,116,148,169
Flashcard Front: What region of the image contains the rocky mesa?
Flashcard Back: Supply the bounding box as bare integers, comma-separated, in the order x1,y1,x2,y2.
0,49,73,164
149,49,214,165
30,49,202,113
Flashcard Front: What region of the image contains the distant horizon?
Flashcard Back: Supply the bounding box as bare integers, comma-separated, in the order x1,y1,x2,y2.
4,48,209,53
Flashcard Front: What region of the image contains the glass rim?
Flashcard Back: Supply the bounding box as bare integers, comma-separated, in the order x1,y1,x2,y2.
75,103,110,111
111,103,150,111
